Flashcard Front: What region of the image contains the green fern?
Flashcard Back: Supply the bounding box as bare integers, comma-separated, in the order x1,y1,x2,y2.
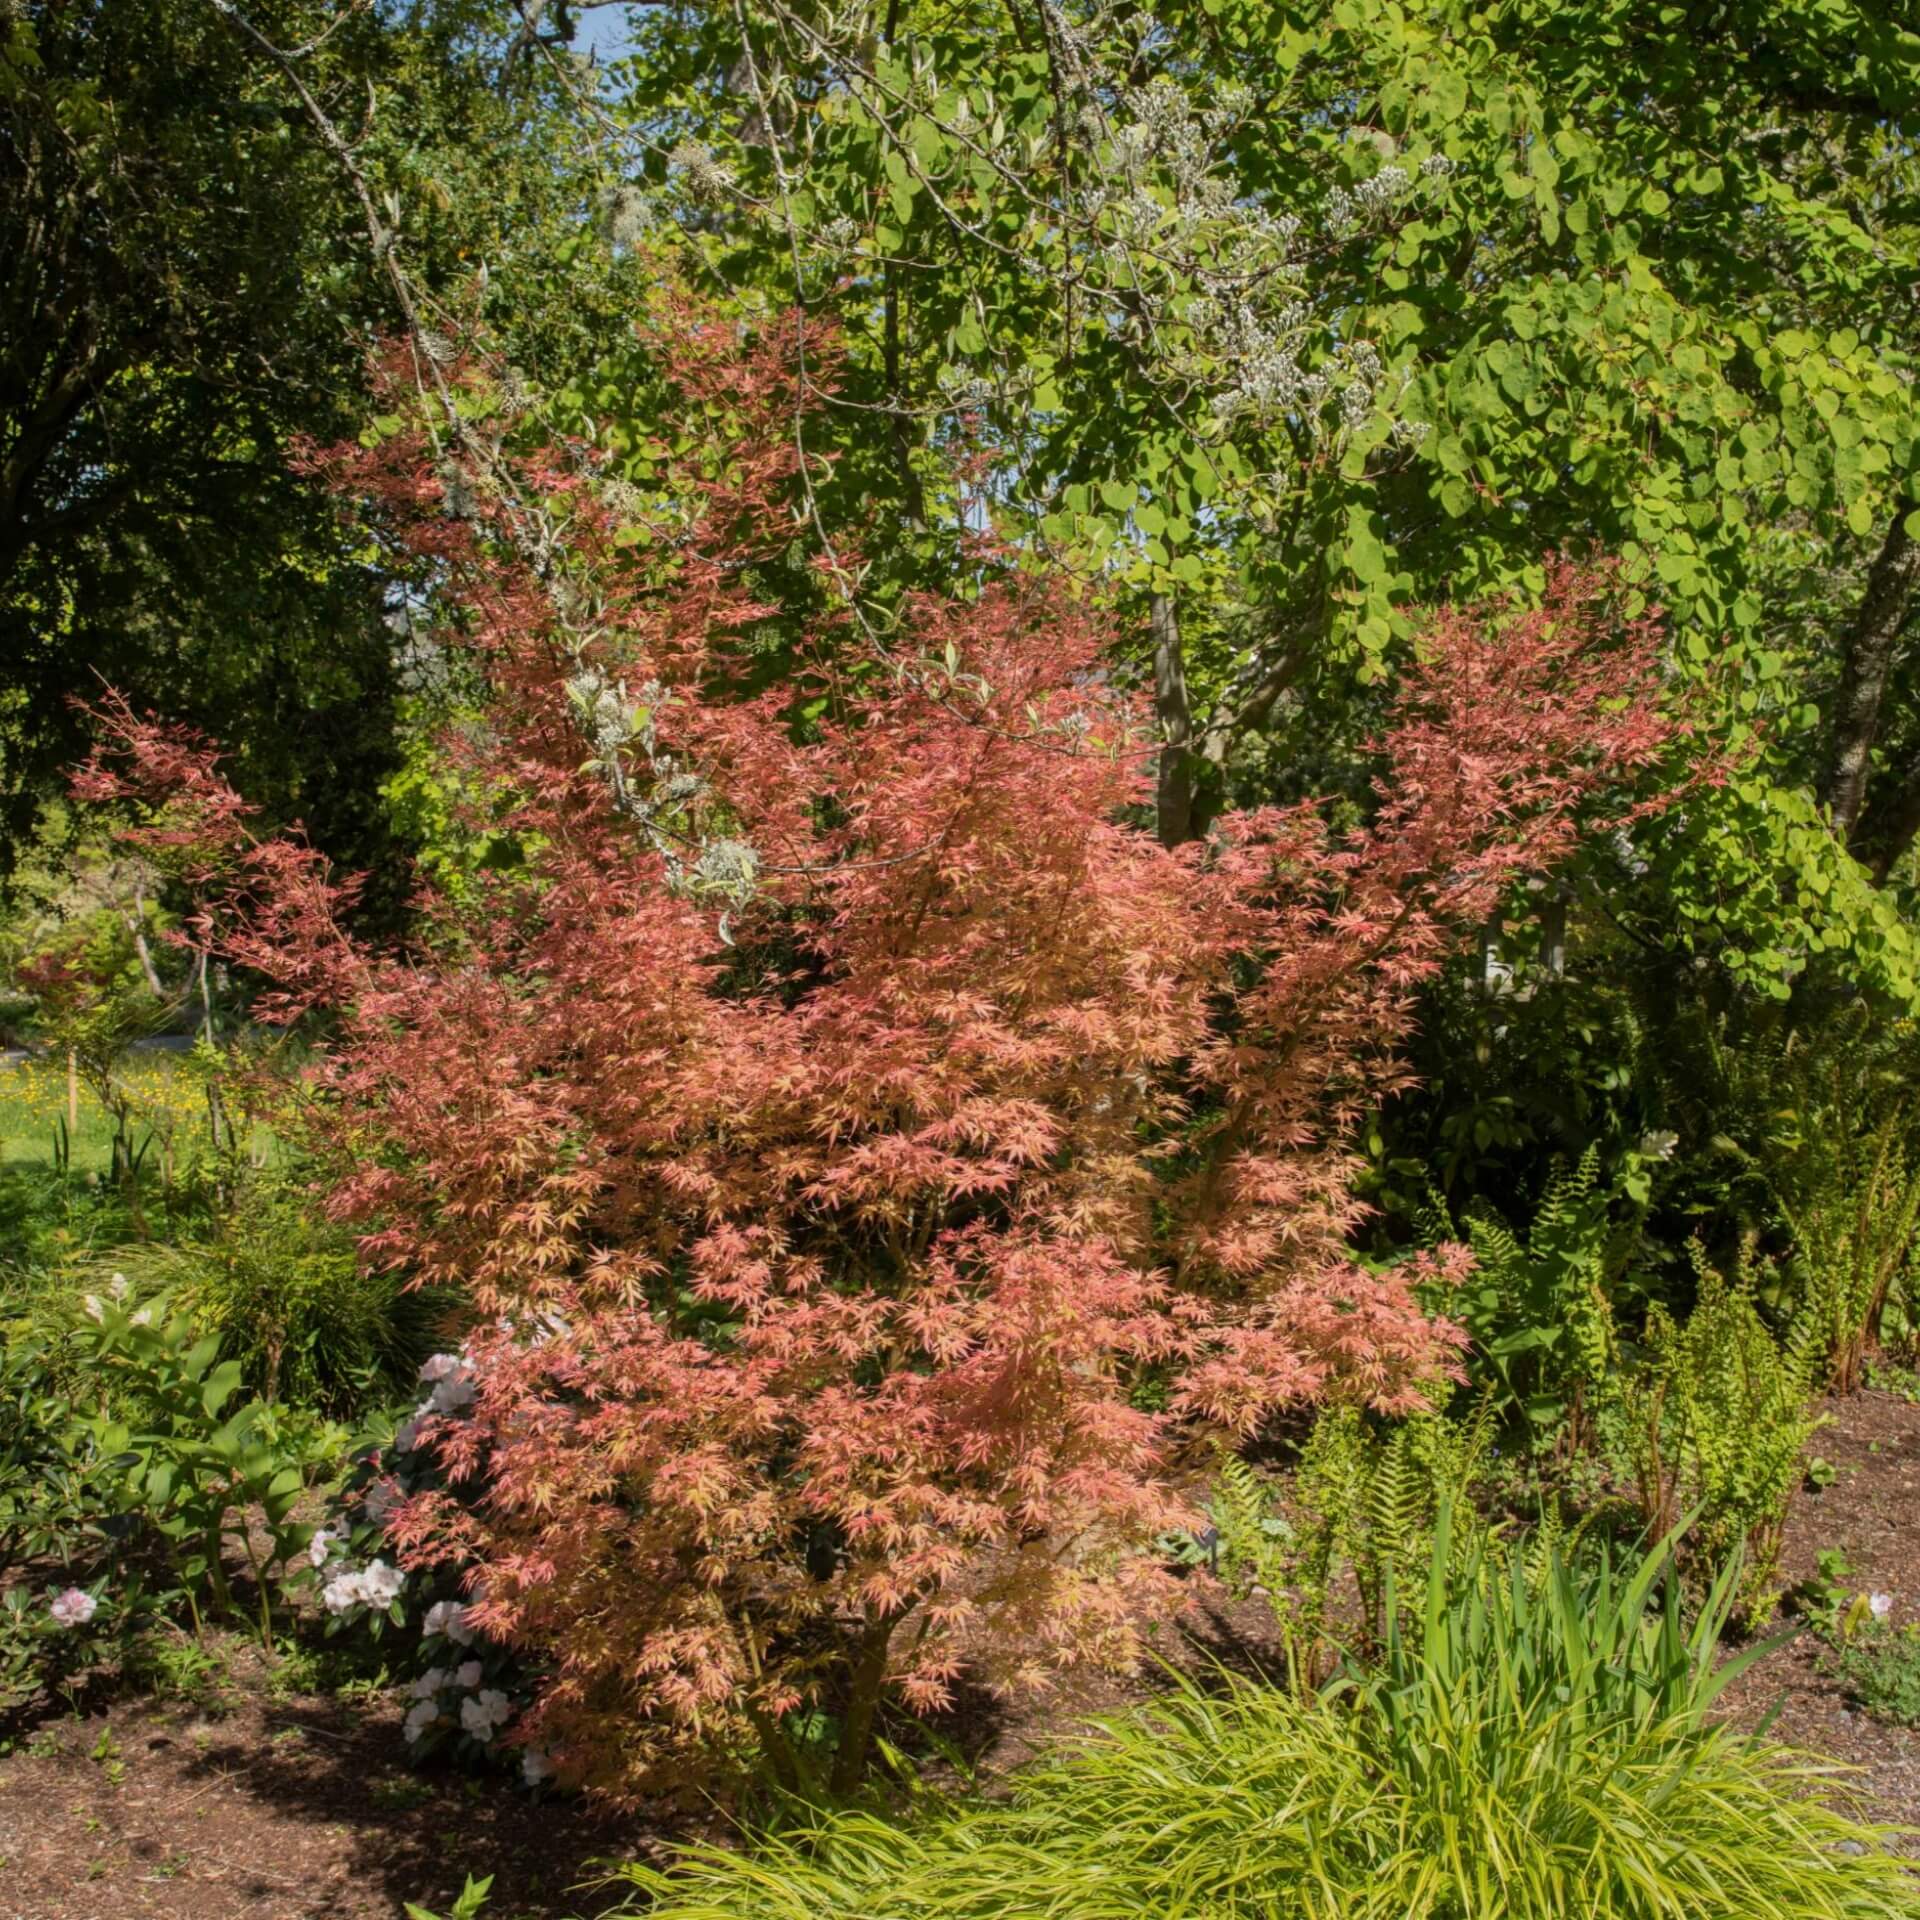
1775,1054,1920,1392
1665,1002,1920,1392
1455,1146,1631,1452
1615,1245,1820,1625
1291,1397,1499,1647
1207,1453,1294,1602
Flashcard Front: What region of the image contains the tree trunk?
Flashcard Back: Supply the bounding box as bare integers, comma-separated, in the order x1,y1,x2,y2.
881,256,924,530
1539,891,1568,977
830,1608,901,1797
1152,593,1196,848
1823,517,1920,842
125,875,166,997
1858,771,1920,884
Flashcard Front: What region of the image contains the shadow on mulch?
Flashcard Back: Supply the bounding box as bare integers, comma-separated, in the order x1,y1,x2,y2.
903,1579,1294,1788
0,1645,660,1920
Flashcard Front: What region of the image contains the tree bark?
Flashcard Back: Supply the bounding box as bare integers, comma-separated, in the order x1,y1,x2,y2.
830,1607,901,1797
1823,517,1920,842
881,256,925,530
1857,771,1920,884
124,875,166,998
1152,592,1196,848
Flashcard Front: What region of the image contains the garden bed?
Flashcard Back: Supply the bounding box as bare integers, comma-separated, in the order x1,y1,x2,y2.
6,1384,1918,1920
0,1633,645,1920
1719,1382,1920,1852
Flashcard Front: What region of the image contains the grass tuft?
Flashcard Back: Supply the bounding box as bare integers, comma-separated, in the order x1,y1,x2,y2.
613,1524,1920,1920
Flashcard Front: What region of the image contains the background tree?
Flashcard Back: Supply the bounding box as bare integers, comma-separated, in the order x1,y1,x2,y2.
0,0,610,901
518,2,1917,897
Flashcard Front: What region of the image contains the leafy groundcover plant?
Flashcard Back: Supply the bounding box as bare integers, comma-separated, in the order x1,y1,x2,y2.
613,1528,1920,1920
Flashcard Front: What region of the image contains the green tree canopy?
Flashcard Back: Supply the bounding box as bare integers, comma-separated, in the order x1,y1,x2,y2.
494,0,1912,997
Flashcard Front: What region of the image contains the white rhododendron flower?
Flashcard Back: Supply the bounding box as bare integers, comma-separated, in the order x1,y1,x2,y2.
455,1659,483,1690
428,1373,476,1415
323,1570,366,1614
425,1600,476,1645
394,1418,422,1453
460,1688,513,1741
404,1700,440,1743
1870,1591,1894,1620
410,1667,449,1700
307,1527,337,1569
359,1559,405,1607
49,1587,97,1628
522,1749,554,1786
362,1480,399,1527
419,1353,464,1383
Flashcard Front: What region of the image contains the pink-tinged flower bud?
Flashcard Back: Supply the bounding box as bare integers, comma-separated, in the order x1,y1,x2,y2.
49,1588,97,1628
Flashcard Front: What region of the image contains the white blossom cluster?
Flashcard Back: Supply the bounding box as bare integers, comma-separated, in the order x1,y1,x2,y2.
393,1346,482,1454
296,1343,557,1785
1322,165,1412,237
48,1587,98,1628
403,1655,512,1747
1048,27,1429,444
816,212,862,257
81,1271,153,1325
320,1557,405,1616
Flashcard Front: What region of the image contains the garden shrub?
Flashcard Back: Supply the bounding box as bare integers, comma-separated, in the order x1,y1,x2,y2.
0,1281,343,1715
73,315,1690,1799
65,1284,341,1641
1448,1144,1641,1454
0,1315,130,1718
73,1163,442,1413
287,1343,542,1784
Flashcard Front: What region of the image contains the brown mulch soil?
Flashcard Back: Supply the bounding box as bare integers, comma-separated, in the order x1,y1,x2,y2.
1717,1382,1920,1846
0,1640,648,1920
5,1385,1918,1919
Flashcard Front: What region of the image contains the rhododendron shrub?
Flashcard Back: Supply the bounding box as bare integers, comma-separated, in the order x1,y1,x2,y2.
76,311,1688,1801
293,1351,540,1777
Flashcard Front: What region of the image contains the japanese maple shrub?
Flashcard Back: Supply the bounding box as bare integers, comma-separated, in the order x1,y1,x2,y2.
77,312,1685,1802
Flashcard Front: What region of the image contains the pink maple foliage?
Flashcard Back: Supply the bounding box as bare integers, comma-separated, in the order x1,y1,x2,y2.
74,306,1690,1801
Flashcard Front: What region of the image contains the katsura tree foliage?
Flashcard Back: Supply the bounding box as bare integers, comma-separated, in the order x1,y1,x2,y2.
74,306,1683,1800
530,1,1920,946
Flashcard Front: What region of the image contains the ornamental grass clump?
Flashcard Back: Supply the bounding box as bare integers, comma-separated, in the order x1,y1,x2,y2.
73,304,1694,1801
616,1527,1918,1920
